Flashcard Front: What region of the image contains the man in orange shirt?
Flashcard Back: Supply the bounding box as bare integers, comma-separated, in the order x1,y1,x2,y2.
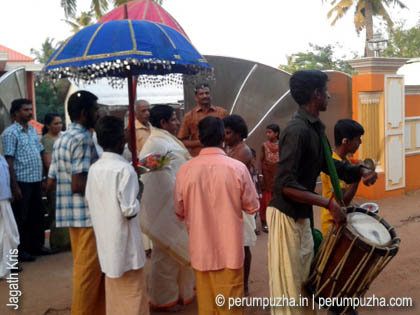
178,83,228,157
174,117,259,315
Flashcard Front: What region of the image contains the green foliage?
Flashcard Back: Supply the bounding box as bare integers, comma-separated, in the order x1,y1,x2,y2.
278,44,357,75
382,23,420,58
61,0,164,19
35,82,65,124
30,38,58,64
61,0,77,18
64,11,95,33
31,38,68,123
324,0,407,33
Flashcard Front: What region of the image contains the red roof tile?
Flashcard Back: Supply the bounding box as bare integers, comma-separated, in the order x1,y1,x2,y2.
0,44,34,62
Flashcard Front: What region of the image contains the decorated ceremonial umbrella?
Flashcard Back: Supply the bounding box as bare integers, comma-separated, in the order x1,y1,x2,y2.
43,19,210,166
99,0,188,38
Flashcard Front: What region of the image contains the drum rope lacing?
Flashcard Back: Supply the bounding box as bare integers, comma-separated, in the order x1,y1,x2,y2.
307,210,400,314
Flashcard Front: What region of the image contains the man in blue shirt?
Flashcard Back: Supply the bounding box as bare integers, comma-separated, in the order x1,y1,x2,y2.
2,99,49,262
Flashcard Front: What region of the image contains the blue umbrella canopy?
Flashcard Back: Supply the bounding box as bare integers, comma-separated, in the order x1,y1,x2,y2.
43,19,212,167
43,19,211,81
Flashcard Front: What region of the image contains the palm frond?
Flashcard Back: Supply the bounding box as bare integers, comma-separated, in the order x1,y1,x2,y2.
383,0,407,9
327,0,355,25
374,2,394,28
113,0,132,7
61,0,77,18
354,0,365,33
91,0,108,18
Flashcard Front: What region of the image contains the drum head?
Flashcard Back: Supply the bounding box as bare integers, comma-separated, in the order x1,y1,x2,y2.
348,212,391,246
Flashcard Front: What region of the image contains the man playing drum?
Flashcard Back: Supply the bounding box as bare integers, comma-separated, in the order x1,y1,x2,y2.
266,70,377,315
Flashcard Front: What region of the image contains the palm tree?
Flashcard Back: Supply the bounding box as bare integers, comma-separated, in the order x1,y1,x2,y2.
61,0,164,19
323,0,407,56
30,38,59,64
64,11,96,33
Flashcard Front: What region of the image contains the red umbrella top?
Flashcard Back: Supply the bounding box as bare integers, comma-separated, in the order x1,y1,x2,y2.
99,0,188,38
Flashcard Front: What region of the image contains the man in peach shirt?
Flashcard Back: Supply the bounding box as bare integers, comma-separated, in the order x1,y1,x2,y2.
174,116,259,315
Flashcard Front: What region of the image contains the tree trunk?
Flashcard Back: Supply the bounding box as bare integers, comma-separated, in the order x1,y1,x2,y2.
365,0,374,57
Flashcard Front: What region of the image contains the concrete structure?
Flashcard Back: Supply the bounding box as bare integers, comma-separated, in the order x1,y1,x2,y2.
349,57,420,199
183,55,353,160
0,44,43,121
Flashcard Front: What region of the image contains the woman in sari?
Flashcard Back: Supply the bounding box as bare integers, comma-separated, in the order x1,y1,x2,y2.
139,105,194,311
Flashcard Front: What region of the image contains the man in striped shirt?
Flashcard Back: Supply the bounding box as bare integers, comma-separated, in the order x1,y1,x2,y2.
48,91,104,315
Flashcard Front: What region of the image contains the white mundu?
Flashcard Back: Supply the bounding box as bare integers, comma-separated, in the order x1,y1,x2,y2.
140,127,195,308
0,200,19,278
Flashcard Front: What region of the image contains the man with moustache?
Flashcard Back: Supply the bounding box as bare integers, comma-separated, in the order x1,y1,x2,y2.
2,99,46,262
178,83,228,157
47,91,104,315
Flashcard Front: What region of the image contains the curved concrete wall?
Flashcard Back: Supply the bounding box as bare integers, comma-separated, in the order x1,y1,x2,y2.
184,55,352,155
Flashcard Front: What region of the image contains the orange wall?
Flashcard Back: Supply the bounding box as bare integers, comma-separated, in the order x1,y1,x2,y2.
26,72,36,121
406,155,420,191
406,95,420,117
356,172,404,200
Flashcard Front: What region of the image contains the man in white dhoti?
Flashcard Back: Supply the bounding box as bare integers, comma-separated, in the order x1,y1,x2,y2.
0,154,20,278
140,105,195,311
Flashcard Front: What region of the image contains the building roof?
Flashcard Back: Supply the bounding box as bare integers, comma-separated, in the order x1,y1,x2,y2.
397,58,420,85
0,44,34,62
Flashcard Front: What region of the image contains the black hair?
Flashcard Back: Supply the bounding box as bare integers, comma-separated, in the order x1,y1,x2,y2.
194,82,210,95
334,119,365,147
250,148,257,158
223,114,248,139
95,116,124,150
42,113,61,135
198,116,224,147
266,123,280,139
289,70,328,106
10,99,32,116
149,105,174,128
67,91,98,122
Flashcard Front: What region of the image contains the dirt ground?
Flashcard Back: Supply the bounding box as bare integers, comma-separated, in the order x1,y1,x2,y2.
1,191,419,315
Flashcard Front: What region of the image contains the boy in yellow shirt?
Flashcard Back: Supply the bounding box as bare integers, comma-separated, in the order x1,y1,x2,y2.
321,119,364,236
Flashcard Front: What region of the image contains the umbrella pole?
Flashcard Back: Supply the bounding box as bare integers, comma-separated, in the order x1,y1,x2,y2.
128,75,138,169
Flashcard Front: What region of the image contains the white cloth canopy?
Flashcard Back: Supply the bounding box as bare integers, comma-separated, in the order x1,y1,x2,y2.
69,78,183,106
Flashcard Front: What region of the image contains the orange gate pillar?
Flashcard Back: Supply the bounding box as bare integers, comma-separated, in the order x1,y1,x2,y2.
348,57,408,200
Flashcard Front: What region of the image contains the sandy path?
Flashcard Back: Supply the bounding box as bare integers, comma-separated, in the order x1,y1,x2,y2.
1,191,419,314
